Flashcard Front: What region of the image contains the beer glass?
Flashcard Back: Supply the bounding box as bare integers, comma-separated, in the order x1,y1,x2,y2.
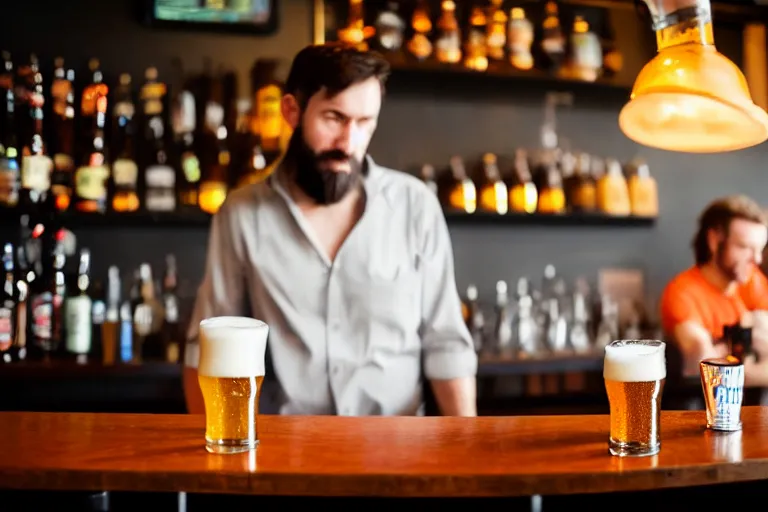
198,316,269,454
603,339,666,457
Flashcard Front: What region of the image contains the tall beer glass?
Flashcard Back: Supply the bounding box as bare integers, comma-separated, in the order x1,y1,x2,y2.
604,339,666,457
198,316,269,454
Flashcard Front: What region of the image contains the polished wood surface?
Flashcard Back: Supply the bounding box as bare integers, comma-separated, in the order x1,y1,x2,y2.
1,408,768,497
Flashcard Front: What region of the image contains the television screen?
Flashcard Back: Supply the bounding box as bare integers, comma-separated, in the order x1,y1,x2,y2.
151,0,276,30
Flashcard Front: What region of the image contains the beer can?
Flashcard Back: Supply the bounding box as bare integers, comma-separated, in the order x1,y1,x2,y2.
699,357,745,432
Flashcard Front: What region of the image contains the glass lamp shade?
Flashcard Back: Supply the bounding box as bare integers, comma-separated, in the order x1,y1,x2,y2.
619,44,768,153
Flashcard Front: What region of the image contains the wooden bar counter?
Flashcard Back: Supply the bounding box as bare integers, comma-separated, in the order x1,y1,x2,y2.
1,408,768,498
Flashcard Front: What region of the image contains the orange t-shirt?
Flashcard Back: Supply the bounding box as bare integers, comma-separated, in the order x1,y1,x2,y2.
660,265,768,340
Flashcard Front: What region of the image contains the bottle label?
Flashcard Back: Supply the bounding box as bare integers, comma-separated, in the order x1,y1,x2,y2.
65,295,92,354
146,164,175,188
146,191,176,211
31,292,53,342
0,305,13,351
75,165,109,200
146,164,176,211
182,153,201,184
92,300,106,325
0,156,19,206
21,154,53,192
572,32,603,71
164,295,179,323
509,19,534,54
113,159,138,187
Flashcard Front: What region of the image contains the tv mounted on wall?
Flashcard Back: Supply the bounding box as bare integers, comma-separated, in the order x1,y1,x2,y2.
144,0,279,35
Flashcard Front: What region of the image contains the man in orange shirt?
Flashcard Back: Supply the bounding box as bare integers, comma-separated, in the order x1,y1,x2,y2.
660,195,768,384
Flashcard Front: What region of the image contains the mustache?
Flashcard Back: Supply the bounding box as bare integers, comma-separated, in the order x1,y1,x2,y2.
316,149,352,163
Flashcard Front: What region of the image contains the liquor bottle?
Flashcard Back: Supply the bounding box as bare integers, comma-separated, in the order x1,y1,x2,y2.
486,0,508,61
508,7,534,71
506,148,537,214
49,58,76,212
337,0,371,51
443,156,476,214
464,5,488,72
0,51,19,208
28,231,66,361
19,54,53,217
74,59,110,213
198,71,229,215
596,158,631,216
161,254,181,363
133,262,165,362
170,58,199,210
0,243,15,363
539,1,566,74
435,0,462,64
250,59,285,159
373,1,405,52
565,16,603,82
64,248,92,359
111,73,140,213
477,153,508,215
141,67,176,212
493,280,513,355
626,158,659,218
90,278,106,363
407,0,433,60
11,238,30,362
463,284,485,353
101,265,121,365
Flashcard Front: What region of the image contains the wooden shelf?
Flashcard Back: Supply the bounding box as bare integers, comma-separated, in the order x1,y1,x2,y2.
0,209,656,230
444,211,657,227
0,209,213,230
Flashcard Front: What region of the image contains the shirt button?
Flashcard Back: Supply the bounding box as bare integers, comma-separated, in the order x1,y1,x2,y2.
332,365,340,375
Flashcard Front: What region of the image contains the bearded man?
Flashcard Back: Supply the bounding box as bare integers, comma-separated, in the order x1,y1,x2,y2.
661,194,768,385
182,43,477,416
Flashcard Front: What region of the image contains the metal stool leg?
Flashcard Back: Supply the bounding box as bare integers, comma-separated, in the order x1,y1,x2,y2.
178,492,187,512
530,494,542,512
87,491,110,511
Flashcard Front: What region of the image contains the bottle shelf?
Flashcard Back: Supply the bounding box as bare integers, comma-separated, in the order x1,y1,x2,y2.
383,52,634,94
443,210,656,227
0,209,656,230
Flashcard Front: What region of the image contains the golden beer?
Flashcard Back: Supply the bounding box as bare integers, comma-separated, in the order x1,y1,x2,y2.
604,340,666,457
198,316,269,454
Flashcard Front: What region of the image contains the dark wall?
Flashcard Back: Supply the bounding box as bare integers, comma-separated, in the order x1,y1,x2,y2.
3,0,768,323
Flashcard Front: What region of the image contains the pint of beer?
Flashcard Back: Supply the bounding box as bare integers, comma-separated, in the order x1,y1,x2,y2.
603,339,666,457
198,316,269,454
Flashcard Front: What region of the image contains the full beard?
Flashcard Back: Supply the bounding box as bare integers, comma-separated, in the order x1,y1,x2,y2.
284,124,366,205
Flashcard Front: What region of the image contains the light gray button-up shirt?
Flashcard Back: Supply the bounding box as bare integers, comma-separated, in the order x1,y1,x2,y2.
184,156,477,416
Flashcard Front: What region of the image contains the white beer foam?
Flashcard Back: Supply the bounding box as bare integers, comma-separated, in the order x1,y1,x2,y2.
198,316,269,378
604,341,666,382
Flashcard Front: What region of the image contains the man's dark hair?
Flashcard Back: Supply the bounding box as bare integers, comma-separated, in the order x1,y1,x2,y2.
693,195,767,265
284,42,390,109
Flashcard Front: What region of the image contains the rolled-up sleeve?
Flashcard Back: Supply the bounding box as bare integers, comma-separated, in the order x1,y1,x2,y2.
418,191,478,380
184,200,248,369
